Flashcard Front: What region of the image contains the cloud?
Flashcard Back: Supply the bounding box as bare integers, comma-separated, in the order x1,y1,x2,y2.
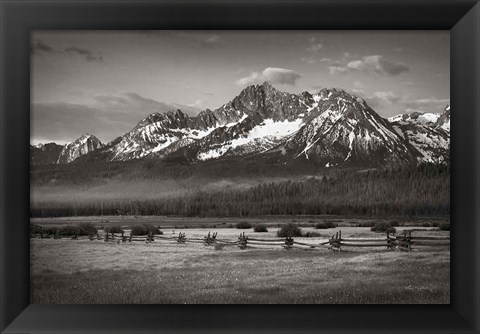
93,92,201,117
187,99,204,108
199,34,221,49
328,66,349,75
301,57,317,64
364,91,402,110
307,43,323,53
408,97,450,105
364,92,449,115
31,40,105,63
371,91,402,104
351,89,364,94
31,40,55,54
301,56,332,64
353,80,364,88
236,67,302,86
64,47,103,62
31,93,202,144
329,55,409,76
205,35,219,43
404,97,450,112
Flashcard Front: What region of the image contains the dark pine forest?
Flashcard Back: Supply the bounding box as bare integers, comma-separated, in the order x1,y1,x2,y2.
31,161,449,219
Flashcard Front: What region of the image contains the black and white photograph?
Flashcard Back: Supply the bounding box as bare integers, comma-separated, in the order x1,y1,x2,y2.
30,30,450,304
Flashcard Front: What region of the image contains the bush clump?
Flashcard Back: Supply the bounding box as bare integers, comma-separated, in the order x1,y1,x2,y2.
439,222,450,231
253,224,268,232
30,224,44,235
277,223,303,238
58,225,80,236
314,222,328,229
358,222,375,227
315,221,338,229
236,221,252,229
78,222,98,236
42,226,60,235
104,225,124,234
371,222,396,234
130,224,163,236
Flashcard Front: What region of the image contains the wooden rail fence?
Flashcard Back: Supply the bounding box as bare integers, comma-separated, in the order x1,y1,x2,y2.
31,229,450,252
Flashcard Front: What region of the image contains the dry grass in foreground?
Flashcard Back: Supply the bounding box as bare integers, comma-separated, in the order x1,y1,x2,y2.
31,236,449,304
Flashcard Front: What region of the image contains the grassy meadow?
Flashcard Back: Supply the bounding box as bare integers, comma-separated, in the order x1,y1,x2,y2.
30,217,450,304
30,162,450,304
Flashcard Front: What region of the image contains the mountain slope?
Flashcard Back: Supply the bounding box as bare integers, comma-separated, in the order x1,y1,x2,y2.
30,143,64,165
62,83,449,168
57,134,104,164
388,105,450,163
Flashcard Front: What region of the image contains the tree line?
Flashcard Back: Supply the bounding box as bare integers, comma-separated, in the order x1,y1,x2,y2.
31,163,449,218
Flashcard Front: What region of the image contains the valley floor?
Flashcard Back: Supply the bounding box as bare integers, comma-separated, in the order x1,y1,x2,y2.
30,217,450,304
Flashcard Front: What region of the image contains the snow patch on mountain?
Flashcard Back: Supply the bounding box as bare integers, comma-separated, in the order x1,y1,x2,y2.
197,118,304,161
57,134,104,164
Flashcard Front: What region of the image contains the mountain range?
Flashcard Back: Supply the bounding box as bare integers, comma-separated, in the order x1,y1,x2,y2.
30,82,450,167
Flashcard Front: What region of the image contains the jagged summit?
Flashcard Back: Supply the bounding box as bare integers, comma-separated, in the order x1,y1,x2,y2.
57,134,104,164
388,105,450,164
31,85,450,167
30,142,64,165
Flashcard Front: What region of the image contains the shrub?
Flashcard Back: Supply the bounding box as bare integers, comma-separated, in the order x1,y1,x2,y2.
371,222,396,234
30,224,43,235
302,231,322,238
315,221,337,229
277,223,303,238
130,225,146,236
143,224,162,235
421,222,432,227
130,224,162,236
359,222,375,227
78,222,98,236
104,225,124,234
390,221,400,227
253,224,268,232
315,222,328,229
236,221,252,229
325,221,338,228
43,226,60,235
58,225,79,236
439,222,450,231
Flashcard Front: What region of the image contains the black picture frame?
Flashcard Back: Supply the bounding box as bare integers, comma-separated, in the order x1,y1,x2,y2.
1,0,479,333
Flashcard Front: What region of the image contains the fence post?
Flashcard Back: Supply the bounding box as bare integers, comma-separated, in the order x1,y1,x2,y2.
329,231,341,252
387,232,394,250
238,232,247,249
284,237,293,250
177,232,186,243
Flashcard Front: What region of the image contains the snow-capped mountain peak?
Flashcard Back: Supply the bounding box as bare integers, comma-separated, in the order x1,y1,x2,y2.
47,86,450,168
57,134,104,164
388,106,450,164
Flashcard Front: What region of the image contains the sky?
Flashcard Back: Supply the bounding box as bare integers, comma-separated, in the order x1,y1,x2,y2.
31,31,450,145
